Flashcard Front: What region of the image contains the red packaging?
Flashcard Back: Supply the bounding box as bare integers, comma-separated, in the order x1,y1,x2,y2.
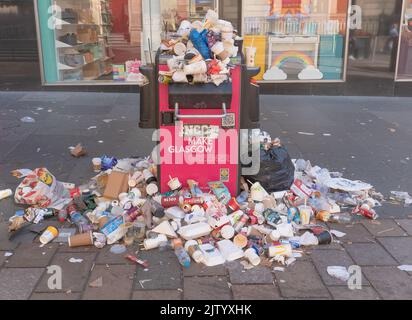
227,197,240,212
70,188,82,199
161,196,180,208
183,197,203,205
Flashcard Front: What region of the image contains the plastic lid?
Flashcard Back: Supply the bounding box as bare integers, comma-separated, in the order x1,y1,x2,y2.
146,183,159,196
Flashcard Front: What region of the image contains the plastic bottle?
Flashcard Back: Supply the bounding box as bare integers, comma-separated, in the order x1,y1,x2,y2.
329,213,353,224
0,189,13,200
174,244,191,268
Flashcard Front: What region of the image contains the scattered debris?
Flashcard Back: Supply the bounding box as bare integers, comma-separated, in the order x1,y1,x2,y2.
69,258,84,263
20,116,36,123
327,266,350,282
70,143,87,158
89,277,103,288
398,265,412,272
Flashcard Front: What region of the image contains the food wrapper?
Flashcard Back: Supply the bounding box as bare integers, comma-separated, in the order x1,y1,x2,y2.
14,168,71,210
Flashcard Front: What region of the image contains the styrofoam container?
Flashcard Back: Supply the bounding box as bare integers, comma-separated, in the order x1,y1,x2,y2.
177,222,212,240
217,240,245,262
199,244,225,267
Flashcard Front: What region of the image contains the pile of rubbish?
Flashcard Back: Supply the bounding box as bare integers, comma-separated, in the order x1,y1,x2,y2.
158,10,241,86
1,137,385,270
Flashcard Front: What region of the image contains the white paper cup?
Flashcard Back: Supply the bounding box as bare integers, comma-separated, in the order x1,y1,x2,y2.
244,248,261,266
184,61,207,75
221,225,235,240
246,47,257,67
298,205,313,225
211,42,225,55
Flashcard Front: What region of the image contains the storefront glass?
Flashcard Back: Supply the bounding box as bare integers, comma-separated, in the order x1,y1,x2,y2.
242,0,350,82
36,0,142,84
396,0,412,80
347,0,401,81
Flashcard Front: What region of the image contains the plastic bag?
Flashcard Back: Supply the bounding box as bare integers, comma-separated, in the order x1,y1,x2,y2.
14,168,71,210
245,145,295,193
189,29,211,60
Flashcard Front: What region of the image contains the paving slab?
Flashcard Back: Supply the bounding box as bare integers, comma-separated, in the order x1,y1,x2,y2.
362,266,412,300
82,264,136,300
226,261,274,285
0,222,20,250
361,219,408,237
231,284,282,300
6,243,58,268
377,237,412,265
134,249,182,291
274,261,330,299
396,219,412,235
34,252,97,293
95,244,140,265
0,268,44,300
183,276,232,300
328,286,381,300
0,251,7,267
310,249,370,286
344,243,398,266
30,292,81,300
325,223,374,243
57,243,100,254
132,290,182,300
183,263,227,277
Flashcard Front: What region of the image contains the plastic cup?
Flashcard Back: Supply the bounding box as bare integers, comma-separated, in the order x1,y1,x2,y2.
92,158,102,172
40,226,59,245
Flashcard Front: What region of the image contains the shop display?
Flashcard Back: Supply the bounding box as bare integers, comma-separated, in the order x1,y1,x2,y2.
243,0,348,82
37,0,143,83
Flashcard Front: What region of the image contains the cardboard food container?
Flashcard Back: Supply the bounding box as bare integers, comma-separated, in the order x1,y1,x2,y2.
103,171,129,200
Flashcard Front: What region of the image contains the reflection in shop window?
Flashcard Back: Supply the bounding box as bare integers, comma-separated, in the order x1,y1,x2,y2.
243,0,349,82
397,0,412,80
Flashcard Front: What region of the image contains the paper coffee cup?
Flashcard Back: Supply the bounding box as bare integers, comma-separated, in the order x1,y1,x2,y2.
92,158,102,172
245,248,261,266
68,231,93,248
221,225,235,240
173,42,187,56
183,61,207,75
246,47,257,67
146,183,159,196
233,234,248,249
211,42,225,55
40,226,59,245
298,205,312,225
168,177,182,191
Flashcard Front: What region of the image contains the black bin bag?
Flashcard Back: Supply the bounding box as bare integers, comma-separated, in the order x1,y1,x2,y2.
245,145,295,193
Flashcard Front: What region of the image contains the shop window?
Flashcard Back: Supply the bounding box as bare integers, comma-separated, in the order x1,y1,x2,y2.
396,0,412,80
243,0,350,82
36,0,142,84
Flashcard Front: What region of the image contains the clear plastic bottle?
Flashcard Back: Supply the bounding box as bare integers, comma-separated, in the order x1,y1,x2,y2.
174,245,191,268
329,213,353,224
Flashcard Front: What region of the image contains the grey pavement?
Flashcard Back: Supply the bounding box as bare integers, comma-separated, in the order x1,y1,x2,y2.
0,91,412,300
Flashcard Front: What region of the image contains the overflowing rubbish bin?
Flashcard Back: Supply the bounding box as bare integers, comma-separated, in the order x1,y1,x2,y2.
2,10,386,278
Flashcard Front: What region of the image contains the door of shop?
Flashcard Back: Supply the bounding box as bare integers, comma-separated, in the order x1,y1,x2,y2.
347,0,403,93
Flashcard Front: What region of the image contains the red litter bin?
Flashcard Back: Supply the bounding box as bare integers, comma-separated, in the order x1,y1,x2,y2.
139,50,260,195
